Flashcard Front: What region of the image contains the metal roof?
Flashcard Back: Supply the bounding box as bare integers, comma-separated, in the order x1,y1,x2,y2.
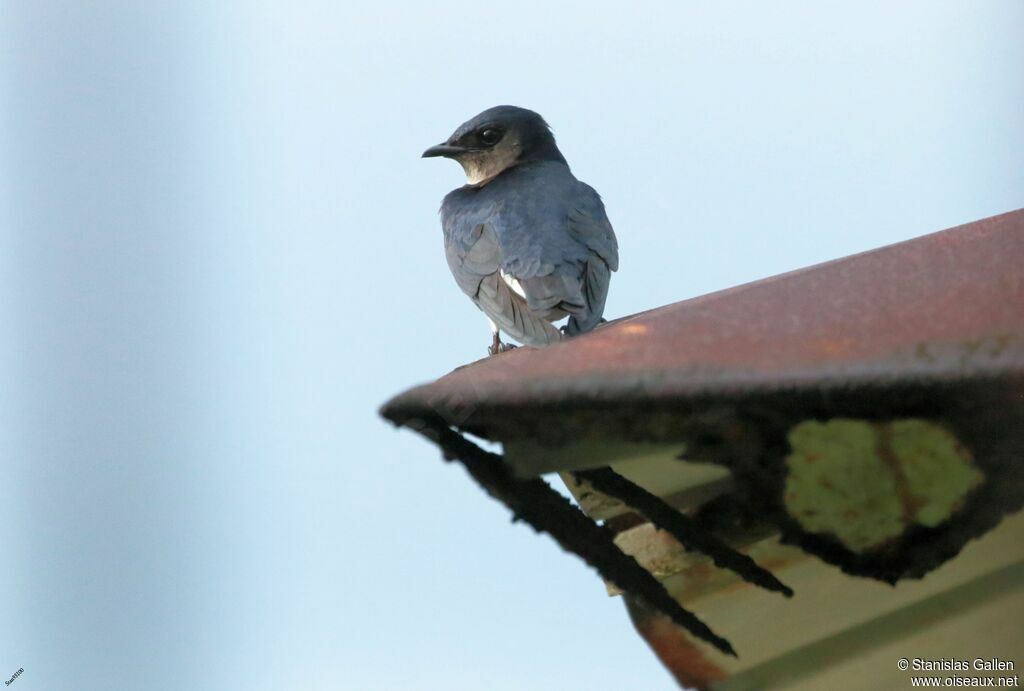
380,209,1024,680
383,209,1024,442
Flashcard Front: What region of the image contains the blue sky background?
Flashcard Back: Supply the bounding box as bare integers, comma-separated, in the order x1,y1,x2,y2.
2,2,1022,689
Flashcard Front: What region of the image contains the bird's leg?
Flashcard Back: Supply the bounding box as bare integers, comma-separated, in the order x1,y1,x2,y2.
488,332,518,355
488,330,503,356
486,319,517,356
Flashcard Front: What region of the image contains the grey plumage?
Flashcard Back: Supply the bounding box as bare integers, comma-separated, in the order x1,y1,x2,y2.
424,106,619,351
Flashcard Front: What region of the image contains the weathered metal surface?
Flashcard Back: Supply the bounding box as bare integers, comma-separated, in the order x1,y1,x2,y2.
624,523,1024,690
381,209,1024,583
575,466,793,596
383,209,1024,438
380,209,1024,685
625,595,730,690
783,418,984,553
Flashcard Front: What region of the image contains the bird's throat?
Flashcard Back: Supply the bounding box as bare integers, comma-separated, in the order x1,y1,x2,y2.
459,146,522,185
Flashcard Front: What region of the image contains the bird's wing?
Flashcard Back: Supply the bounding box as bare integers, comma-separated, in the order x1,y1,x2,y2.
441,169,618,344
486,175,616,333
445,221,562,346
560,182,619,334
568,182,619,271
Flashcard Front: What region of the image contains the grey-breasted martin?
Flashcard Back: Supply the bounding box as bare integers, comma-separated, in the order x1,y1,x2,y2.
423,105,619,355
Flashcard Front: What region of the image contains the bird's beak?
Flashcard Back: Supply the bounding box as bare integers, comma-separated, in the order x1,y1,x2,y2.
421,143,466,159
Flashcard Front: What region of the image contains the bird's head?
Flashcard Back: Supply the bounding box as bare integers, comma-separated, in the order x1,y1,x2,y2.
422,105,566,185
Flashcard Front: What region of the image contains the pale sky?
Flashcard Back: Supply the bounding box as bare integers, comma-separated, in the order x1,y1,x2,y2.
2,2,1022,689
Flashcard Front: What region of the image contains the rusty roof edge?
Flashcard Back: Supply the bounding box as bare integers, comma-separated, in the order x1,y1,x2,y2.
381,350,1024,427
567,207,1024,330
380,208,1024,426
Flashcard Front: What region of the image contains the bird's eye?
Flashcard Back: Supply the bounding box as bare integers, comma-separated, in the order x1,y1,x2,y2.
479,128,502,146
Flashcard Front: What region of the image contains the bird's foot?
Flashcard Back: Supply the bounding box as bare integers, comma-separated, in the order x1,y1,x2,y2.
488,334,517,356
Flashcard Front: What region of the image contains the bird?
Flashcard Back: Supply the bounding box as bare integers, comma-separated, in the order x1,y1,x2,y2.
422,106,619,356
